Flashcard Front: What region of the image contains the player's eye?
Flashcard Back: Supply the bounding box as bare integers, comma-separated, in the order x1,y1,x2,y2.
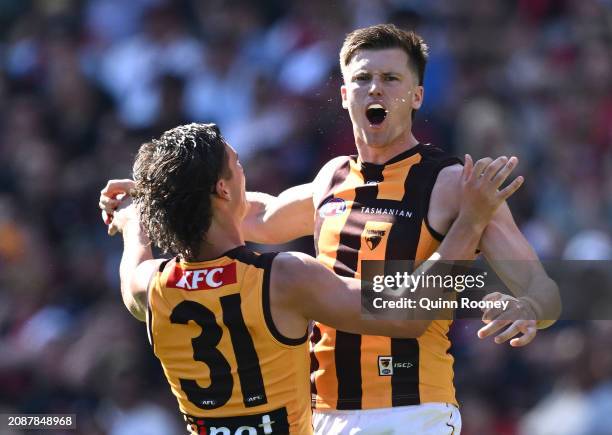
384,75,399,81
354,74,370,82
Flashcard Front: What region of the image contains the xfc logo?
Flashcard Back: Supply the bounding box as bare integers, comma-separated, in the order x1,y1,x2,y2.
167,263,237,291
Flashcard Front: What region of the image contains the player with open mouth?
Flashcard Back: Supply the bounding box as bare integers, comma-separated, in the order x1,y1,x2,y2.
366,103,388,127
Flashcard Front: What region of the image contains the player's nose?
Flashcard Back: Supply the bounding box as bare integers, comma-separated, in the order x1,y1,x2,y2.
368,77,383,96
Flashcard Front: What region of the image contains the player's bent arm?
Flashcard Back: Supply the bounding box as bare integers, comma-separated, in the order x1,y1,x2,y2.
269,209,491,338
479,204,561,328
270,252,430,338
119,219,161,321
243,156,349,244
243,184,315,244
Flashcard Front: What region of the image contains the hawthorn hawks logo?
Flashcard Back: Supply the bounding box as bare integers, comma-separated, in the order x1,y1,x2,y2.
378,356,393,376
365,229,386,250
319,198,347,218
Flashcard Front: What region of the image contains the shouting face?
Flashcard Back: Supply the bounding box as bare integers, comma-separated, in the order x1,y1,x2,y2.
341,48,423,151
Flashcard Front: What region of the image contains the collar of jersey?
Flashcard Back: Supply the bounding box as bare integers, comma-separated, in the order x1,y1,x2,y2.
177,245,247,266
355,143,423,170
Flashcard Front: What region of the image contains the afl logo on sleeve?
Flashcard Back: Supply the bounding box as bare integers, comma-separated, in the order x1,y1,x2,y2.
167,263,237,290
319,198,347,218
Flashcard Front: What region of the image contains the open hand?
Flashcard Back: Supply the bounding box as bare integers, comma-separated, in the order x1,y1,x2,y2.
459,155,524,228
477,292,538,347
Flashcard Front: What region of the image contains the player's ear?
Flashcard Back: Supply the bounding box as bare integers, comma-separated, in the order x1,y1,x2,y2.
214,179,231,200
412,85,424,110
341,85,348,109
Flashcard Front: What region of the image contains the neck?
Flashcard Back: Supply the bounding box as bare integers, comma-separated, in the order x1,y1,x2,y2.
355,131,420,165
191,214,244,262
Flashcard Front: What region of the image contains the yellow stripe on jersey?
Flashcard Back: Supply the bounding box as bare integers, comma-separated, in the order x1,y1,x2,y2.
312,158,363,408
376,153,422,201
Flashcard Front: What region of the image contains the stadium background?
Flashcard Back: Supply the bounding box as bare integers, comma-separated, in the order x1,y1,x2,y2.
0,0,611,434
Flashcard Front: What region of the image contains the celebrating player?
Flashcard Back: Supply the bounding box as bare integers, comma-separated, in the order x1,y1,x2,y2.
103,122,524,434
240,24,560,433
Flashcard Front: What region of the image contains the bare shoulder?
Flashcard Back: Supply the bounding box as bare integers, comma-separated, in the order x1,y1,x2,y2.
315,156,351,179
271,251,334,298
431,164,462,205
428,164,463,235
269,251,318,312
271,251,314,285
312,156,351,205
435,164,463,189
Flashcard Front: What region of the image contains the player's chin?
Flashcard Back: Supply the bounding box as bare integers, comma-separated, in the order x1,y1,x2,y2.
363,114,387,130
361,134,389,149
360,123,387,139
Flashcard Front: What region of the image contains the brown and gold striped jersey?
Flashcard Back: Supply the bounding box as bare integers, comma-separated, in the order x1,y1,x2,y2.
147,247,312,434
311,144,462,410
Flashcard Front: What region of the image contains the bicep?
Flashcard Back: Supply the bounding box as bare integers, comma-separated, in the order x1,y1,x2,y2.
298,263,364,332
290,255,428,337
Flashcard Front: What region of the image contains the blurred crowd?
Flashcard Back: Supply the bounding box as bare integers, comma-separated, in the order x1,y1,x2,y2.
0,0,611,434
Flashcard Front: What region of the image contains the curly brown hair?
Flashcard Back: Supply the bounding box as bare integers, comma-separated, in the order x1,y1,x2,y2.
132,123,229,260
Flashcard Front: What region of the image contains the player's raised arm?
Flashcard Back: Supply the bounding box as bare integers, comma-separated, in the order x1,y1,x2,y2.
243,183,315,244
429,155,559,346
107,199,162,322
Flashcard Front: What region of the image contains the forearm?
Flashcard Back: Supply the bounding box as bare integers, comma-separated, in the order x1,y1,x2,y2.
481,215,561,328
243,185,314,244
119,219,152,320
436,213,484,260
243,191,277,243
388,215,484,324
519,273,560,329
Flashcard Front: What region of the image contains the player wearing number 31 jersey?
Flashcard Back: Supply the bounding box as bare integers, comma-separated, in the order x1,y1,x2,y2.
148,248,310,434
101,123,523,434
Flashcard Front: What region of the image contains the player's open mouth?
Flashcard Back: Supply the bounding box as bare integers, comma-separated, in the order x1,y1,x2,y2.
366,103,387,126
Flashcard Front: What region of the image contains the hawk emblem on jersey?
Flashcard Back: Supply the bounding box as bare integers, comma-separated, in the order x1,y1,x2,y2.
365,229,386,250
319,198,347,218
378,356,393,376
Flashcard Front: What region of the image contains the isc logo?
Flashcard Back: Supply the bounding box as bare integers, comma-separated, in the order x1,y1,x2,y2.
378,356,414,376
167,263,237,291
